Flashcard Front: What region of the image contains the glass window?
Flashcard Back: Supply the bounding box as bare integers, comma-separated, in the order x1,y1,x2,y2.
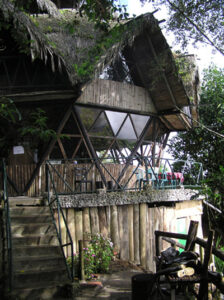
89,112,113,137
130,114,150,137
75,106,101,131
117,116,137,140
105,111,127,135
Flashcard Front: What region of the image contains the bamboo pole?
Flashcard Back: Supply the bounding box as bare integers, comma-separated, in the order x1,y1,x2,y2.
98,206,108,237
67,208,76,255
75,210,83,252
82,207,91,247
79,240,86,282
133,204,140,264
60,209,67,257
128,205,134,262
146,205,150,271
106,206,111,237
118,205,129,260
110,205,119,252
89,207,100,234
140,203,147,268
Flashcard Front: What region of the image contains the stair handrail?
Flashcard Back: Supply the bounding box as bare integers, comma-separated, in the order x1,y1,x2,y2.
2,158,13,290
46,162,74,281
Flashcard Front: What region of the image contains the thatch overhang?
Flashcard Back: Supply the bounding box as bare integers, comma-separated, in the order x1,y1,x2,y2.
0,2,199,131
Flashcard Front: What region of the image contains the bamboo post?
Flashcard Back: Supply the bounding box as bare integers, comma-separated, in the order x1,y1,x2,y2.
118,206,129,260
75,210,83,252
128,205,134,262
60,209,67,256
148,207,155,272
140,203,147,268
78,240,86,282
146,206,151,271
110,205,119,252
82,207,91,247
89,207,100,234
133,204,140,264
106,206,111,237
67,208,76,255
98,207,108,237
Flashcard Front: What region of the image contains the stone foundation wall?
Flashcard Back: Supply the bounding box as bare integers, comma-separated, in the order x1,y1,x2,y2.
56,188,202,208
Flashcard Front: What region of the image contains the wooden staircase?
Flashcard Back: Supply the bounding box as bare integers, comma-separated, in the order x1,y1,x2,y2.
4,197,73,299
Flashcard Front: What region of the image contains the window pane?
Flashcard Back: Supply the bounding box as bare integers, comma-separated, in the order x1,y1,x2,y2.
130,114,150,137
75,106,101,131
105,111,127,135
117,116,137,140
89,112,113,137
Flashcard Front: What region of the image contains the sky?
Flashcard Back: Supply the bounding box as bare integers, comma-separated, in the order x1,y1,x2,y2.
120,0,224,76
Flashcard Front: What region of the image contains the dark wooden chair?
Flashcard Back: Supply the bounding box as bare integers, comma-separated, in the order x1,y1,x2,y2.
74,166,93,192
155,221,214,300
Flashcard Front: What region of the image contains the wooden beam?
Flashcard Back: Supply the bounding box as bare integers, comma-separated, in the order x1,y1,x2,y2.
73,106,107,188
116,117,153,185
7,90,76,102
23,105,73,194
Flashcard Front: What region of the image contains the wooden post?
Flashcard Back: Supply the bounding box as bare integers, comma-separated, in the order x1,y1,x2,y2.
185,220,198,251
118,206,129,260
79,240,86,282
128,205,134,262
67,208,76,255
89,207,100,234
133,204,140,264
198,230,214,299
140,203,147,268
60,209,67,256
82,207,91,247
75,210,83,251
106,206,111,237
111,205,119,252
98,206,108,237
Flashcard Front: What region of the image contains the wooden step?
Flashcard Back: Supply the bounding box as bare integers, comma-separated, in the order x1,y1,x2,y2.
8,196,44,207
12,245,62,257
11,215,53,225
11,223,55,236
9,282,73,300
10,206,51,216
14,269,69,289
14,255,66,272
12,234,59,246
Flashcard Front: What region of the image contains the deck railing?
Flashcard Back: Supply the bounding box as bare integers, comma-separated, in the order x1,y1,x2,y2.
45,157,204,195
1,158,13,290
46,162,74,280
0,157,204,196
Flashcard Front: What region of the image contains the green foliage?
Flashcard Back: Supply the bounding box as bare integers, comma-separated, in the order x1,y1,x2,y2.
141,0,224,55
215,237,224,274
0,97,21,123
168,66,224,209
0,100,58,157
77,0,129,32
19,108,57,143
67,233,114,280
73,24,125,80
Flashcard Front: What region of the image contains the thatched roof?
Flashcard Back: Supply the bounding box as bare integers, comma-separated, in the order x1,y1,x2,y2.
0,0,199,129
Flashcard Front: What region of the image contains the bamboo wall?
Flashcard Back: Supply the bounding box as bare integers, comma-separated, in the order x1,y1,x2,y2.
77,79,157,114
2,163,137,196
58,200,203,272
